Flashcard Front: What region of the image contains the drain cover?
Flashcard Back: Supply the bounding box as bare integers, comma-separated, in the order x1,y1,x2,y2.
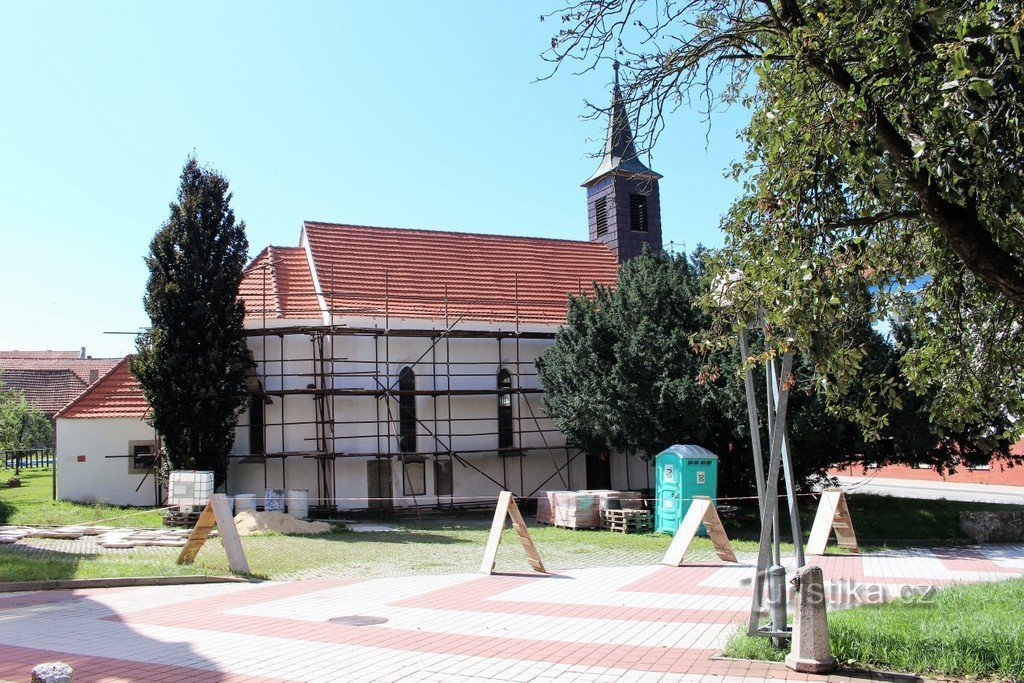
328,615,389,626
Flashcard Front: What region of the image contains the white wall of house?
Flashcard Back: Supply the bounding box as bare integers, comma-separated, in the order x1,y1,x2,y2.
55,417,161,507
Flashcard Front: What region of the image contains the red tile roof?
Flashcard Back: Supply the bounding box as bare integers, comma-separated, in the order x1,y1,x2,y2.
55,357,150,420
302,222,620,324
0,369,87,417
239,246,322,321
0,351,119,385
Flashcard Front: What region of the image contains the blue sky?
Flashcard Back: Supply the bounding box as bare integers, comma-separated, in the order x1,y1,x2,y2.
0,1,750,358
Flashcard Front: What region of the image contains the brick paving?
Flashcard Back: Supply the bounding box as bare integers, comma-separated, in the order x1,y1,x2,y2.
0,544,1021,682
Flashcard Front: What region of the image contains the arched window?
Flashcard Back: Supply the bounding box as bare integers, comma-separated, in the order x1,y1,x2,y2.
398,366,417,453
497,368,513,450
249,395,265,456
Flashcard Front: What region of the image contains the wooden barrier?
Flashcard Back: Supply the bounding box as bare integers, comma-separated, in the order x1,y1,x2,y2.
177,493,250,574
806,489,859,555
661,496,737,566
480,491,545,575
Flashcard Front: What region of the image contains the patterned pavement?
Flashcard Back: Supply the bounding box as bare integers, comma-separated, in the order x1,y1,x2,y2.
1,544,1022,682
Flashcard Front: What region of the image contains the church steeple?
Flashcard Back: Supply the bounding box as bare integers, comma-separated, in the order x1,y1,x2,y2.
583,63,663,262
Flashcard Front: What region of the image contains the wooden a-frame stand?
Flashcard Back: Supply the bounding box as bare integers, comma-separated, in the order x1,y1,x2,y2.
480,491,545,575
661,496,738,566
177,493,250,574
806,489,859,555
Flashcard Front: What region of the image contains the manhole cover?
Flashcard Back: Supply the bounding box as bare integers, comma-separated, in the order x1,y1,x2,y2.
328,615,389,626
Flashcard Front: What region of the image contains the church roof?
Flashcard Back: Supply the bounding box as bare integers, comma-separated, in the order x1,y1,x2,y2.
55,357,150,420
239,246,321,321
301,222,620,325
582,70,661,186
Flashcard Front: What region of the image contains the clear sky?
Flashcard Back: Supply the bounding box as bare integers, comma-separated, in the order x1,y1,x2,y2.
0,1,750,359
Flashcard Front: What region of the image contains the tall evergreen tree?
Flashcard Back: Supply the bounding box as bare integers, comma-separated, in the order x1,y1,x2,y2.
130,158,251,488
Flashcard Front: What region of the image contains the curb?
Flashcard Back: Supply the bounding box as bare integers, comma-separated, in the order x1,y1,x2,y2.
0,574,255,593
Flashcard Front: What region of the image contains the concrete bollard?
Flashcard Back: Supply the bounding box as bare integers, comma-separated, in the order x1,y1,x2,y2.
31,662,73,683
785,565,837,674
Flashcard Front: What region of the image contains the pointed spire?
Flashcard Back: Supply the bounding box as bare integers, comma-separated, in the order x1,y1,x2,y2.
582,62,662,186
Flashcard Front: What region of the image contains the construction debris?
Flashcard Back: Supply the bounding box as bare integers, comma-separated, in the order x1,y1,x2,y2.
232,510,331,536
0,525,206,549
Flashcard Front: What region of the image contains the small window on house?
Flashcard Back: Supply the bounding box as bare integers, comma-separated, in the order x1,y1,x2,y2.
129,441,156,474
914,462,931,469
968,462,992,471
629,194,649,232
497,369,513,450
403,458,426,496
435,457,453,496
398,366,417,453
249,395,265,456
595,196,609,237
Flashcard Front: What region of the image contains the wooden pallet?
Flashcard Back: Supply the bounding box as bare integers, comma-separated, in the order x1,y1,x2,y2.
601,508,653,533
163,509,202,528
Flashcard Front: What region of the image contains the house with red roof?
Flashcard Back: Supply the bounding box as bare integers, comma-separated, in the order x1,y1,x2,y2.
55,82,666,509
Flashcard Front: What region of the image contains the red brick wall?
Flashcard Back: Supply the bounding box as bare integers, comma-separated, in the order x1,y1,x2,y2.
829,440,1024,486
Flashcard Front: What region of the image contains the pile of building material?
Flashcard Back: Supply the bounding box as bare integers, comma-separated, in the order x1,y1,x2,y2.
535,491,564,525
232,510,331,536
0,525,203,548
550,492,601,529
579,490,643,512
601,508,653,534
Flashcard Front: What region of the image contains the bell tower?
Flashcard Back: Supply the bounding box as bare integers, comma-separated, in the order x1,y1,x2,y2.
583,64,663,262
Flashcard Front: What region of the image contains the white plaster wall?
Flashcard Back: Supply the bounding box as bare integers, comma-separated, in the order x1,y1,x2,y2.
55,417,161,507
225,323,651,510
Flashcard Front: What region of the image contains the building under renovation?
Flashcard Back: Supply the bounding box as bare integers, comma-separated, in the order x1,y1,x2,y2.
55,82,665,511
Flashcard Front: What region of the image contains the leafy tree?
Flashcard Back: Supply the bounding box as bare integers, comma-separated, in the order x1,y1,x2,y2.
130,158,251,488
0,376,52,454
545,0,1024,453
537,251,1013,495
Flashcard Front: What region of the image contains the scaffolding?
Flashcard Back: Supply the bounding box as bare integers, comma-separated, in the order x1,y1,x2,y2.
235,263,585,515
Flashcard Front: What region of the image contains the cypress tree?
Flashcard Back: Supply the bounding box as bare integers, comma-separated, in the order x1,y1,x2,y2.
130,157,251,489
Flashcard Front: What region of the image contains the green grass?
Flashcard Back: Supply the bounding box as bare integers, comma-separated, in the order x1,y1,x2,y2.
3,467,1022,584
724,579,1024,680
0,467,165,528
720,493,1024,549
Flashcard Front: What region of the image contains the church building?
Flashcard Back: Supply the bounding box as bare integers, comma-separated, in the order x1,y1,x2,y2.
54,80,667,510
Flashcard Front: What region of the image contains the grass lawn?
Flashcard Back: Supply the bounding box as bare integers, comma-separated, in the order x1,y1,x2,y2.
724,578,1024,681
0,466,165,528
2,465,1022,583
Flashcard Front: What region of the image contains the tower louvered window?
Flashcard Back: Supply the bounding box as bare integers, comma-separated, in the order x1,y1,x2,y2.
629,194,649,232
595,196,609,237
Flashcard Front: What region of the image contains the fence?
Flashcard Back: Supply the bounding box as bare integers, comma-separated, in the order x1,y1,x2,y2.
2,448,54,471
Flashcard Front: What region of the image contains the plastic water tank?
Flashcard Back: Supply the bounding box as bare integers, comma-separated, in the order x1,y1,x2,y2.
287,489,309,519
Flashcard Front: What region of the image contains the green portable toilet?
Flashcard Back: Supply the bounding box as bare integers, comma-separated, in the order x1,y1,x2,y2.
655,445,719,534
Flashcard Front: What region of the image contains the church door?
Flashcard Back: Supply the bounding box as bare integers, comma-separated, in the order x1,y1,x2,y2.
585,450,612,490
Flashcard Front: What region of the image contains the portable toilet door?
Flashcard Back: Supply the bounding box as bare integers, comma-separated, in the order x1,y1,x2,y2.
655,449,683,534
655,445,719,535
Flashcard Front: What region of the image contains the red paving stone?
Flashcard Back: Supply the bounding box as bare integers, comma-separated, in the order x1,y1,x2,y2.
0,545,1021,681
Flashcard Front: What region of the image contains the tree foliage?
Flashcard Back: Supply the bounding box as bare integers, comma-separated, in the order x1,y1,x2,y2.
0,374,52,452
537,251,1014,495
130,158,251,488
545,0,1024,452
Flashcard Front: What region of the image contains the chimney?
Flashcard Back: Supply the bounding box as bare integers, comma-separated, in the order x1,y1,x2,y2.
79,347,87,359
89,369,99,384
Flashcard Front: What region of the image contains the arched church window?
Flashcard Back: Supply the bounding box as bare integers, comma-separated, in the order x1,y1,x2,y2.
398,366,417,453
497,368,513,450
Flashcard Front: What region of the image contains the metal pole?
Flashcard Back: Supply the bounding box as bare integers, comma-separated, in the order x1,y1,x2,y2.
769,356,806,568
738,328,766,507
748,350,795,637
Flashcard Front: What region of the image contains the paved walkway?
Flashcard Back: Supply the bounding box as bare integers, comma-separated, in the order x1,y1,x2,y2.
1,544,1022,682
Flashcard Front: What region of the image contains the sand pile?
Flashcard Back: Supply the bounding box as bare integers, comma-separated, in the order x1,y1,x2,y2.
233,510,332,536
